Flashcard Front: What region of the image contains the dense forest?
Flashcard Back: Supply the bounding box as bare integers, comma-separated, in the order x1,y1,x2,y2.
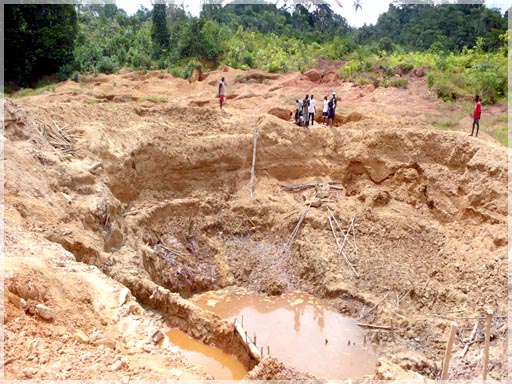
4,1,509,103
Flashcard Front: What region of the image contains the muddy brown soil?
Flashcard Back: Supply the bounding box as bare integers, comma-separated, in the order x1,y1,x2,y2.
3,66,508,381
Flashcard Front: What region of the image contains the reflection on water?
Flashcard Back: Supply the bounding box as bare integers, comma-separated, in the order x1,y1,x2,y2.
191,288,378,379
165,329,248,380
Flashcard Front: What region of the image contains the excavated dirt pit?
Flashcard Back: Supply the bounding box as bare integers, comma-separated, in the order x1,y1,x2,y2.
3,67,508,381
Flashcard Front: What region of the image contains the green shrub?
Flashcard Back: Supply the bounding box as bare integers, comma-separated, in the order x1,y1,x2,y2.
56,63,74,82
96,56,119,74
70,71,80,82
390,78,408,88
168,58,202,79
378,37,393,53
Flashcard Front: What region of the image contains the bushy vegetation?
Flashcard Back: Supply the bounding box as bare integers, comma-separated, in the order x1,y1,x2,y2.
337,40,507,103
4,1,508,105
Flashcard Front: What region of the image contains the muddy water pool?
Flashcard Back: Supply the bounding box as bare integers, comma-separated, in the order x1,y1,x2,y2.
190,288,378,379
165,329,248,379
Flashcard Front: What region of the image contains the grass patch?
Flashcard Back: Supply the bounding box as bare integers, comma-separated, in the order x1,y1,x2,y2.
427,115,460,131
390,78,408,88
137,95,168,104
491,125,508,147
11,84,57,98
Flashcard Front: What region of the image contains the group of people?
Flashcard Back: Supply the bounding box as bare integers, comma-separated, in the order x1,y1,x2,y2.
294,92,337,128
220,76,484,138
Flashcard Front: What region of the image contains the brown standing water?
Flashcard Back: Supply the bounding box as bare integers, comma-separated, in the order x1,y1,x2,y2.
165,329,248,380
191,288,379,379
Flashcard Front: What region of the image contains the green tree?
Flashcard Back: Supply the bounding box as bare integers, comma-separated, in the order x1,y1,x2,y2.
151,3,170,59
5,4,78,86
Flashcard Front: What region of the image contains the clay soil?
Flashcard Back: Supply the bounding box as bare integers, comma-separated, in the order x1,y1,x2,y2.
2,65,508,381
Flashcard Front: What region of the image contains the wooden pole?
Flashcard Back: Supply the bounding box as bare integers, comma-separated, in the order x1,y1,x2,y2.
441,322,458,380
267,345,270,355
482,310,493,381
249,128,259,198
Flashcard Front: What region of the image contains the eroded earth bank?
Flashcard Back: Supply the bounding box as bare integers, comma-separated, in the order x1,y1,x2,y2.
3,67,508,381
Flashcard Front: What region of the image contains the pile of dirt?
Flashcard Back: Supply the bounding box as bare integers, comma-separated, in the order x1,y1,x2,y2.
3,66,508,381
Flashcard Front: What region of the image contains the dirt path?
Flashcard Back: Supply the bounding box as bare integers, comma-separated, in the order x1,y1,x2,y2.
3,66,508,380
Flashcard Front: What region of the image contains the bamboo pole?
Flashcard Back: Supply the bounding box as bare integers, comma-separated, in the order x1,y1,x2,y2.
482,310,493,381
249,128,259,198
441,322,458,380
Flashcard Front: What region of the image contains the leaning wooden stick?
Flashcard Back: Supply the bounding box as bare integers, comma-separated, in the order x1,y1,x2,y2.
249,127,259,198
482,310,493,381
441,322,458,380
327,212,360,277
352,215,358,257
327,208,356,254
358,292,390,320
327,207,357,256
339,215,356,253
356,323,393,330
461,320,478,357
284,200,313,252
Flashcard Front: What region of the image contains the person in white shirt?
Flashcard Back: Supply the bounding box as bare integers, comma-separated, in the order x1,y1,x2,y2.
218,77,226,109
308,95,316,126
322,96,329,125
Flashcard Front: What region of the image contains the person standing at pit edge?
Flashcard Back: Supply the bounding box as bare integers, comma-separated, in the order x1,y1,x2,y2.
308,95,316,126
322,95,329,125
469,95,482,137
303,94,310,128
218,77,226,110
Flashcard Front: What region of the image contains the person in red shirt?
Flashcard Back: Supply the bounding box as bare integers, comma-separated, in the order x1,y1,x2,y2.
470,95,482,137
